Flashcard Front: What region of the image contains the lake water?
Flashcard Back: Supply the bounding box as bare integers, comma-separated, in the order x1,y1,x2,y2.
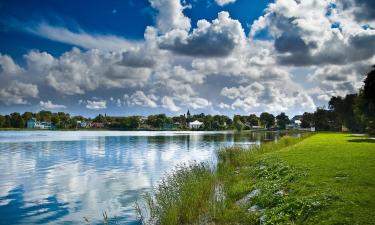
0,131,285,225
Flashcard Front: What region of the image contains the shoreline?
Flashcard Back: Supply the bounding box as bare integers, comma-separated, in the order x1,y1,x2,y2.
139,133,375,224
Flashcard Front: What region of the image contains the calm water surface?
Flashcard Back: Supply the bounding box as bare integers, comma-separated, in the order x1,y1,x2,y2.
0,131,286,225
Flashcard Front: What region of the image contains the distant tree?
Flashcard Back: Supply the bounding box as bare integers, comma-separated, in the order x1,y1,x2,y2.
172,115,185,128
22,112,34,122
10,112,24,128
94,114,106,123
314,108,337,131
363,65,375,104
301,112,314,128
37,110,52,122
355,66,375,134
0,115,5,128
129,116,141,129
260,112,275,128
147,114,170,128
329,96,345,126
4,115,11,128
233,116,244,131
51,114,61,128
248,114,260,127
276,112,290,130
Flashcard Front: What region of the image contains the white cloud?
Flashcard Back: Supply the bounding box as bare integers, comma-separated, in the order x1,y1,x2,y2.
158,11,246,57
40,100,66,110
218,102,230,109
0,81,39,105
86,100,107,110
162,96,181,112
186,97,211,110
215,0,236,6
24,48,152,95
1,0,374,116
249,0,375,66
0,53,23,75
125,91,158,108
149,0,191,33
25,22,138,51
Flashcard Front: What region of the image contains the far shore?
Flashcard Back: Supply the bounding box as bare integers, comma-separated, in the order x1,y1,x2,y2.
0,128,308,133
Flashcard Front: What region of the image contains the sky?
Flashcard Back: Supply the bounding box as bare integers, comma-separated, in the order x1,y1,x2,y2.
0,0,374,117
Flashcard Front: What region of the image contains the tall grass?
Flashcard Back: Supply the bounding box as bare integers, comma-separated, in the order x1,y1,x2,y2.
137,163,223,225
218,134,312,167
137,134,313,225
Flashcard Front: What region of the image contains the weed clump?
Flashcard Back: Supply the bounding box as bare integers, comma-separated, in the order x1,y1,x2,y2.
137,163,220,225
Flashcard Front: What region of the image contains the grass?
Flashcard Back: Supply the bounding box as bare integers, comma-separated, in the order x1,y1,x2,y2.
138,133,375,224
275,133,375,224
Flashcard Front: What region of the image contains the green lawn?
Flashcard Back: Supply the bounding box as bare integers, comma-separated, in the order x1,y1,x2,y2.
274,133,375,224
139,133,375,225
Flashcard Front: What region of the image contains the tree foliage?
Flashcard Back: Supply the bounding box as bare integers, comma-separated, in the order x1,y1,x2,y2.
260,112,275,128
276,112,290,130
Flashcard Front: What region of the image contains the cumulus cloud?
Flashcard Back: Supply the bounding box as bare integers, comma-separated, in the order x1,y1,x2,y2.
250,0,375,66
158,11,245,57
162,96,181,112
124,91,158,108
119,50,156,68
0,53,23,75
149,0,191,33
0,81,39,105
23,48,152,95
348,0,375,21
1,0,374,116
85,100,107,110
221,78,316,114
215,0,236,6
40,100,66,110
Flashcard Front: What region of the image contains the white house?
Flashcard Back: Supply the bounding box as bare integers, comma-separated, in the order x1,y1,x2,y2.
77,121,88,128
294,120,302,127
189,120,204,129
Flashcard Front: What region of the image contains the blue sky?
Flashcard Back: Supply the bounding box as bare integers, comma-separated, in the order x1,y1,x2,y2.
0,0,270,60
0,0,374,117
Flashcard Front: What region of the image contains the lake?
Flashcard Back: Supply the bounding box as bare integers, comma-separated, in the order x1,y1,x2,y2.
0,131,287,225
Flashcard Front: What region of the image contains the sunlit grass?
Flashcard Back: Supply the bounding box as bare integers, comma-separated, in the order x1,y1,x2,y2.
137,133,375,224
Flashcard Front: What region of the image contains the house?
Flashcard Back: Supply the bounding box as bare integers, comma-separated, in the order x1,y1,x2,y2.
251,125,265,130
294,120,302,128
287,119,303,129
90,122,105,128
27,118,54,129
189,120,203,129
27,118,37,128
77,121,88,128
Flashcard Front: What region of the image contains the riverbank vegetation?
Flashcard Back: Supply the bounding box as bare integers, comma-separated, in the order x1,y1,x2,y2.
138,133,375,224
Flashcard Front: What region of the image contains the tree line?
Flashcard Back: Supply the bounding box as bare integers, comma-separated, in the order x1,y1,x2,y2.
1,66,374,133
0,110,290,131
312,66,375,135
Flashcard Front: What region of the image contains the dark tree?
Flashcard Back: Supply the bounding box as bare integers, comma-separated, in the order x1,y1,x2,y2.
10,112,25,128
301,112,314,128
276,112,290,130
0,115,5,128
22,112,34,122
260,112,275,128
356,66,375,134
363,65,375,104
248,114,260,126
314,108,338,131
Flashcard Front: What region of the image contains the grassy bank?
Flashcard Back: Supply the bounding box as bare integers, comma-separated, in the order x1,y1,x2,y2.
138,133,375,224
